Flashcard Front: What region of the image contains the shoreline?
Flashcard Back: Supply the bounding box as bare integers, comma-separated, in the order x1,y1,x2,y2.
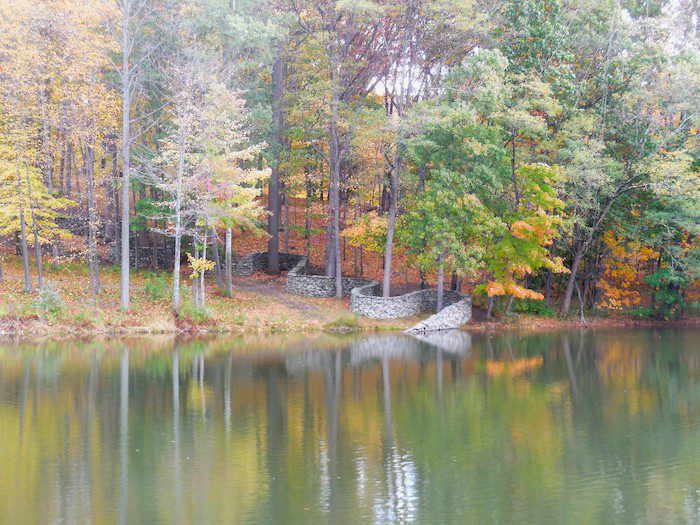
2,311,697,343
1,260,697,344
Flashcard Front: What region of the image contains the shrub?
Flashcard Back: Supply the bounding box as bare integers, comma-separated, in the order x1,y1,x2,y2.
31,283,64,319
631,306,652,319
69,309,103,327
512,298,556,317
179,299,210,324
143,272,169,301
103,264,121,275
326,314,362,332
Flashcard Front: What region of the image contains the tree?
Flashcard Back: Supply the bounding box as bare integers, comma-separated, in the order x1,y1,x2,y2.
0,148,76,290
288,0,389,296
153,48,268,310
102,0,156,311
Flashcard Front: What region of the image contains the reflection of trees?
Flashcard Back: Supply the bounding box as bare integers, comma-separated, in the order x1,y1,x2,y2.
172,350,183,525
119,347,129,525
0,330,697,523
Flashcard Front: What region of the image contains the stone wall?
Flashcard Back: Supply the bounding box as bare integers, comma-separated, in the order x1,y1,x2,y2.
349,282,466,319
405,296,472,333
233,252,304,276
235,251,473,330
284,257,377,297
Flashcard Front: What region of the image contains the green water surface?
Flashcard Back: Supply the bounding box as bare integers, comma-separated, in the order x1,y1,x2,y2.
0,329,697,524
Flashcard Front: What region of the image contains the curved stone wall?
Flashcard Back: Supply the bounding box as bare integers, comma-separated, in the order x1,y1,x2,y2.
350,281,467,320
284,257,377,298
405,297,472,333
240,251,472,329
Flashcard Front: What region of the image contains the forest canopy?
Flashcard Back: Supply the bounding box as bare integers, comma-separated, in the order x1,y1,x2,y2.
0,0,697,321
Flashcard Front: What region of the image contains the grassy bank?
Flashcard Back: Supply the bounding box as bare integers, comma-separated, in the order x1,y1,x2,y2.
0,258,420,339
1,259,697,341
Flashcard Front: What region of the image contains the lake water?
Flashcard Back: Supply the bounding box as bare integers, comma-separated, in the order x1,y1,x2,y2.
0,329,698,524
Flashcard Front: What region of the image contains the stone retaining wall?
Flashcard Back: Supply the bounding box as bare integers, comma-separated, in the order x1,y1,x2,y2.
284,257,376,297
405,297,472,333
236,251,473,329
350,282,466,319
233,252,304,276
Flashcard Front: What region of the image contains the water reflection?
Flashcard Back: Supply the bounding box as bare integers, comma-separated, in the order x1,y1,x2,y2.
0,329,698,523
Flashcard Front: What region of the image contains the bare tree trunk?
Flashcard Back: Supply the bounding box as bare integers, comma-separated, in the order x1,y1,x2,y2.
330,149,342,297
65,142,73,197
561,241,585,317
23,162,43,289
353,193,359,278
326,37,344,297
436,249,445,312
19,208,32,292
382,153,398,297
110,139,120,261
360,245,364,277
40,89,53,194
505,295,515,316
85,142,101,300
325,219,335,276
305,171,311,260
58,145,65,194
545,269,552,307
172,135,185,310
267,53,284,274
225,227,233,297
119,1,134,311
283,183,290,254
193,243,200,308
150,186,158,271
212,231,223,288
200,229,208,308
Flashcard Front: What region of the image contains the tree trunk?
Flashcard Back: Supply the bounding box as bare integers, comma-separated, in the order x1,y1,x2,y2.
85,143,100,300
505,295,515,316
19,208,32,292
382,150,399,297
325,219,336,276
172,135,185,310
436,249,445,312
120,5,133,311
561,241,585,317
225,227,233,297
326,37,343,297
200,229,208,308
150,186,158,271
212,231,223,288
305,171,311,259
65,142,73,197
267,53,284,275
58,147,65,194
283,184,290,254
24,163,43,289
486,297,494,320
193,243,200,308
545,269,552,307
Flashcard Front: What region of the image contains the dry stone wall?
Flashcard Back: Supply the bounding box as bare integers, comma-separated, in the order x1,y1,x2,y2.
233,252,304,276
350,282,466,320
404,297,472,333
284,257,376,297
234,252,473,330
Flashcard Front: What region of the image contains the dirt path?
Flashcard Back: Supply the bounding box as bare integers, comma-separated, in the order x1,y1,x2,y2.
232,274,318,314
